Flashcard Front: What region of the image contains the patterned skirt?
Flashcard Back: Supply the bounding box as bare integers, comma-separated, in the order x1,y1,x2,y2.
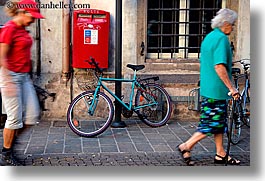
197,97,228,136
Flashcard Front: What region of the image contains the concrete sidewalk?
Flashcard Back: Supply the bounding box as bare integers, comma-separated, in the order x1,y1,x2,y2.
0,118,250,166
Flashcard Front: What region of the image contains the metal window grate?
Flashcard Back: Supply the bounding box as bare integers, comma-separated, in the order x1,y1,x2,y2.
147,0,222,60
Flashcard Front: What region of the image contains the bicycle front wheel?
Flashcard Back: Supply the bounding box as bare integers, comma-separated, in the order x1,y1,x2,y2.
242,87,250,127
67,91,114,137
135,83,172,127
228,99,242,145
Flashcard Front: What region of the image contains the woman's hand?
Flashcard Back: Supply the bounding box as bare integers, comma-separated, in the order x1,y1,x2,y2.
0,68,18,97
229,87,240,100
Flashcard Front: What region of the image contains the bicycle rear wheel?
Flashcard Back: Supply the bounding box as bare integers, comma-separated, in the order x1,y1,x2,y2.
135,83,172,127
227,99,242,145
67,91,114,137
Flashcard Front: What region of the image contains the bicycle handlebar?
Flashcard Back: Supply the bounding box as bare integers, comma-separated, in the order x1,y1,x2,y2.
228,92,241,100
232,59,250,71
232,59,250,66
85,57,103,74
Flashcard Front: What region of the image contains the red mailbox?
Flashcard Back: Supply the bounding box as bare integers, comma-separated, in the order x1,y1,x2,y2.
72,9,110,68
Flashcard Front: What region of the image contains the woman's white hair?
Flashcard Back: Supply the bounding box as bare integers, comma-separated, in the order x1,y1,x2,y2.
211,8,238,29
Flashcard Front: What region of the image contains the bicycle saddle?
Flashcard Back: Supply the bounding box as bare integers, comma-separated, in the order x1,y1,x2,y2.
232,68,241,75
127,64,145,71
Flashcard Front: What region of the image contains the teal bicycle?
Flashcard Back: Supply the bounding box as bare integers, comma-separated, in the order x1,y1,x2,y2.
67,57,172,137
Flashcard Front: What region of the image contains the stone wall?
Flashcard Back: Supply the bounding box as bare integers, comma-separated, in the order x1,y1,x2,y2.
0,0,250,122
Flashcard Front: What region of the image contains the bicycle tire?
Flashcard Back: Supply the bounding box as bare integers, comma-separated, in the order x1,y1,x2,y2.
228,99,242,145
135,83,172,127
67,91,114,137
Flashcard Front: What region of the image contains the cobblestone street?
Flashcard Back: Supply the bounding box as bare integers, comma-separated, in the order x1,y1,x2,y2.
0,119,250,166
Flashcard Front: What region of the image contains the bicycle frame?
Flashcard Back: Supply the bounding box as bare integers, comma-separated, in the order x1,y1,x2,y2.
88,70,158,115
233,70,250,115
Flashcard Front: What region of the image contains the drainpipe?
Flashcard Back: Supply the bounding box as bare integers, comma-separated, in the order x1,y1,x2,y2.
35,0,41,76
61,0,71,81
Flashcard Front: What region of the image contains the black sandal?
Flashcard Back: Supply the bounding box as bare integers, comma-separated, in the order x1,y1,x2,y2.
177,145,195,166
214,154,241,165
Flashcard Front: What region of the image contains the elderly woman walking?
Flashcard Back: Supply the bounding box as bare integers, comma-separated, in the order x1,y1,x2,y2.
177,8,241,166
0,0,44,166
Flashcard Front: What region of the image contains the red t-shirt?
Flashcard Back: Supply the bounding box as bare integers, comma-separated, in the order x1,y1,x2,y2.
0,21,33,73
